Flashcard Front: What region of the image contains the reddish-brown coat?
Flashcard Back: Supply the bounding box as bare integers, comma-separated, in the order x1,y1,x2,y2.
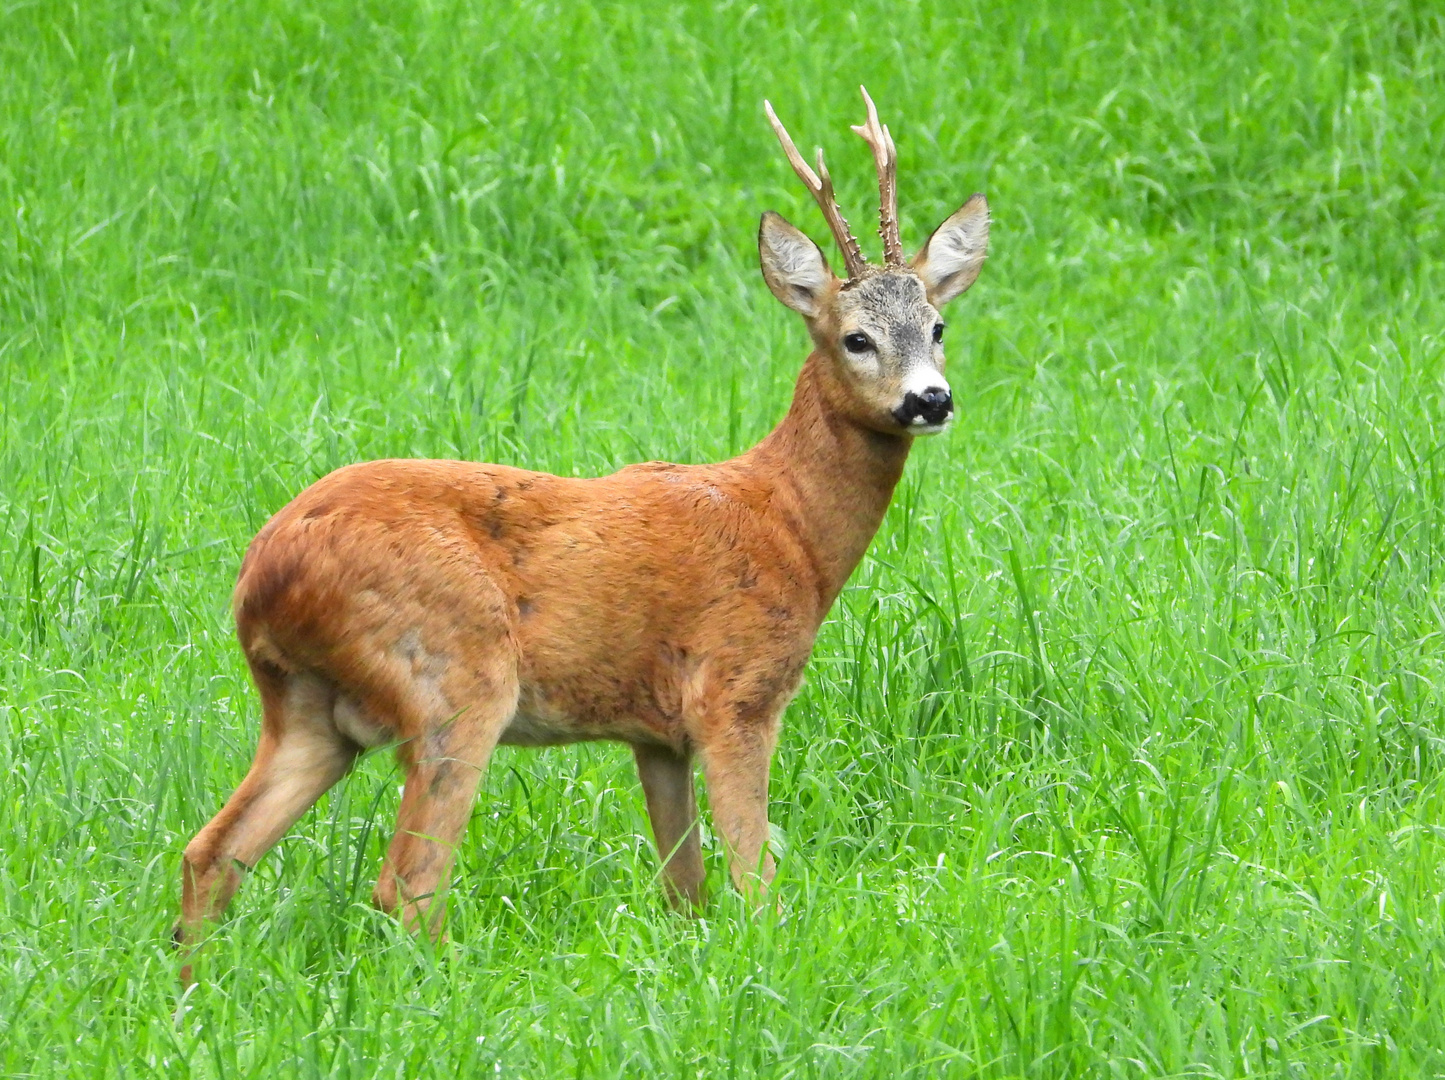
176,91,988,982
236,354,903,754
176,353,915,980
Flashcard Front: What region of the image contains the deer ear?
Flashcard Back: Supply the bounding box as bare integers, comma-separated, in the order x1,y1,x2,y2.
912,194,989,307
759,212,836,318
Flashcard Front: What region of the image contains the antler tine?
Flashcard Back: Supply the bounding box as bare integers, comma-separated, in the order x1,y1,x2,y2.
812,150,868,277
850,85,903,266
764,99,868,278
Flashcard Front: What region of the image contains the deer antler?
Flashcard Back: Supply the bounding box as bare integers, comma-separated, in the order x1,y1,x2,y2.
764,100,869,279
850,86,902,267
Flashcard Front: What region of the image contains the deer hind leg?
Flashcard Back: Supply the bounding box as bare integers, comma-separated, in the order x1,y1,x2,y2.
633,743,705,910
177,669,357,974
372,656,519,937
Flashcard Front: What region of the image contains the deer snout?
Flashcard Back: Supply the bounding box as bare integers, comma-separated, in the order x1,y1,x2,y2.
893,385,953,430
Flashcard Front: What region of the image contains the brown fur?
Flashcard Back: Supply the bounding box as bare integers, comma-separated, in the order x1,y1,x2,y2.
177,102,989,982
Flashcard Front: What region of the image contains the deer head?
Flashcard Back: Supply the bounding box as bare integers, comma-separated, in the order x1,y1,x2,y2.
760,88,989,436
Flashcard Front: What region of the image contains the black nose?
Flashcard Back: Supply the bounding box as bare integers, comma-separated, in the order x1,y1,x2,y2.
893,387,953,427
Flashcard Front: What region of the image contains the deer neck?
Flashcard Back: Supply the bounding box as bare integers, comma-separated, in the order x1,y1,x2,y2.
741,353,911,611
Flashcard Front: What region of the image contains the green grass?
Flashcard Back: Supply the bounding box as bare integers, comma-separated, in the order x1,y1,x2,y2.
3,0,1445,1074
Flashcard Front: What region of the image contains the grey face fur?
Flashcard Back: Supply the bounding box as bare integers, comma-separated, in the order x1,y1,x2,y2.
832,271,952,433
758,195,989,436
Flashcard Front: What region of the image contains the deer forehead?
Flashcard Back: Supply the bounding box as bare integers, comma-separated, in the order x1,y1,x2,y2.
835,272,936,337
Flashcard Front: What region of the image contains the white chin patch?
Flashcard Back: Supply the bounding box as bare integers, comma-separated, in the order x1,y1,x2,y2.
910,417,951,436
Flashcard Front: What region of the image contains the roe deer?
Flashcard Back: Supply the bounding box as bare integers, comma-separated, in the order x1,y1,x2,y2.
176,87,988,976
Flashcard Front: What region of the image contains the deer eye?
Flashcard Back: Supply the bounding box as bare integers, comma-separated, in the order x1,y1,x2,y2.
932,322,945,344
843,332,873,354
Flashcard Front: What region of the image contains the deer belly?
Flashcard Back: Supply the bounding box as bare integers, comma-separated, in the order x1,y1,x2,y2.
498,709,590,746
499,678,677,747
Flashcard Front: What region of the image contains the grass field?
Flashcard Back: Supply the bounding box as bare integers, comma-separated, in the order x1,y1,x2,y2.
3,0,1445,1074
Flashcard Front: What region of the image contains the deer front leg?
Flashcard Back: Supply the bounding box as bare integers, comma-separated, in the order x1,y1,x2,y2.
698,717,781,909
633,743,705,910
